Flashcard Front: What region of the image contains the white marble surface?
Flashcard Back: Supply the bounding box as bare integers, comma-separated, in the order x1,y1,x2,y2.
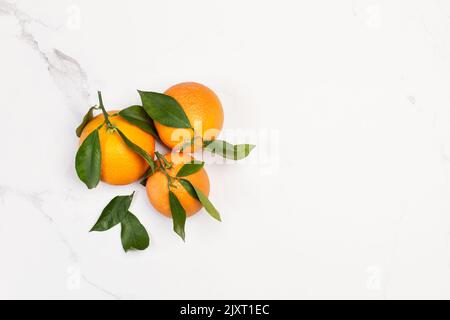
1,0,450,299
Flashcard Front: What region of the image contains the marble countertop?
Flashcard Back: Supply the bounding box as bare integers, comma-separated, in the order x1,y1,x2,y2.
0,0,449,299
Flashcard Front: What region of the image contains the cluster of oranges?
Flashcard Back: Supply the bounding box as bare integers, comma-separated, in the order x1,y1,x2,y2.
75,82,254,251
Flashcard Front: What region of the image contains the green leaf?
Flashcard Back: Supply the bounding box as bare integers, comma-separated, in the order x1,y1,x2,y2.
116,129,155,173
90,192,134,232
119,105,159,138
121,211,150,252
179,179,221,222
194,187,221,221
138,91,191,128
204,140,255,160
75,129,101,189
76,106,97,137
176,161,204,177
169,191,186,241
179,179,198,200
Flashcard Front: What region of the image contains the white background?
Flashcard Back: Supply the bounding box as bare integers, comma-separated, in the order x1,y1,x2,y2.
0,0,450,299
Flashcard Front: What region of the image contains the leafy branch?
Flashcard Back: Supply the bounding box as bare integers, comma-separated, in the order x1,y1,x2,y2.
90,192,150,252
151,154,221,241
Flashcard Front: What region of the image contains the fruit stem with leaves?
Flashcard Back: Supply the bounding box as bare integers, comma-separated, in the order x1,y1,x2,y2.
97,91,113,128
149,152,221,241
76,92,156,190
155,151,176,188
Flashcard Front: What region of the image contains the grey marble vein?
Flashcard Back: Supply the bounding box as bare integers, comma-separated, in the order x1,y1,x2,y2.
0,185,123,298
0,2,125,299
0,0,90,117
0,185,78,261
81,275,122,300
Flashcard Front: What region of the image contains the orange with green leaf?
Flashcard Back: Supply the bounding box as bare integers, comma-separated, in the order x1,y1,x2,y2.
150,82,224,150
75,83,255,251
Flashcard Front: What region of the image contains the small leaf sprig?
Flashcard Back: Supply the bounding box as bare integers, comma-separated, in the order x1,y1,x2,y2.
152,151,221,241
137,91,256,158
90,192,149,252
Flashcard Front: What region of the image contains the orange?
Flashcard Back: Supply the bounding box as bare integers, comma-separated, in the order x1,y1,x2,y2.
146,153,210,217
79,111,155,185
155,82,224,150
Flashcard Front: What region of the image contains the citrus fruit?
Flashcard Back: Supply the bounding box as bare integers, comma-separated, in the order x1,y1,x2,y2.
146,153,210,217
155,82,224,150
79,111,155,185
